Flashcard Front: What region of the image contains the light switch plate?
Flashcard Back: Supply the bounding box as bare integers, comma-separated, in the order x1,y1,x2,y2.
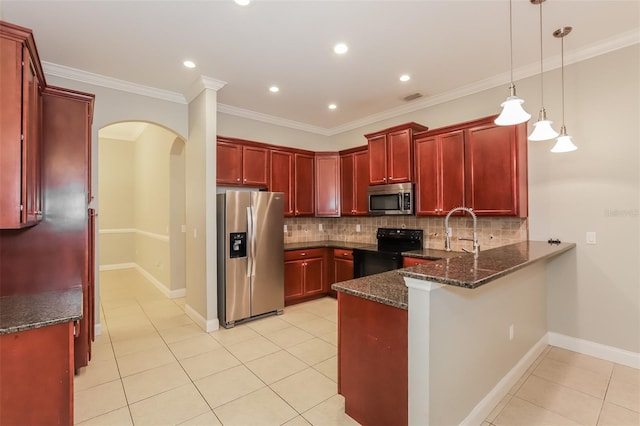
586,231,597,245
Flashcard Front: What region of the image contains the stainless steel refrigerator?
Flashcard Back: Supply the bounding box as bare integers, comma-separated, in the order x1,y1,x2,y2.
216,190,284,328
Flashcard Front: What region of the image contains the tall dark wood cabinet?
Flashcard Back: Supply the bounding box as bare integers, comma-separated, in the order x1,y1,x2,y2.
41,86,95,369
340,147,369,216
315,153,340,217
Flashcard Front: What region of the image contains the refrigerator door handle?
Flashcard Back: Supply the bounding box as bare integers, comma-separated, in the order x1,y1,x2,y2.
246,206,253,278
250,205,258,277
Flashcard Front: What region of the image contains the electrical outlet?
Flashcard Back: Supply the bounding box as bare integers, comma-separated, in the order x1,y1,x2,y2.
319,223,323,231
356,224,361,232
509,324,514,341
181,224,186,233
284,224,288,233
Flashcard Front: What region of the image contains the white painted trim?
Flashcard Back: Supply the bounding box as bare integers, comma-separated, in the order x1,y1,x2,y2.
99,228,169,242
460,335,549,426
99,262,136,271
134,265,185,300
99,228,136,234
94,322,102,336
548,332,640,369
185,304,219,333
43,61,187,104
135,229,170,242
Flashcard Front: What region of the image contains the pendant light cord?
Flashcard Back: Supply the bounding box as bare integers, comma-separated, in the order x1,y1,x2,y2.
509,0,514,86
561,34,565,126
538,2,544,106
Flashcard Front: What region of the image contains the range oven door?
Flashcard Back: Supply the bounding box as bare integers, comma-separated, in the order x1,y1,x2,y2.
353,249,403,278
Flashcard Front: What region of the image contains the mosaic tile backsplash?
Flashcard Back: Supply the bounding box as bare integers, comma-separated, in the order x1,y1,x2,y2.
284,215,528,252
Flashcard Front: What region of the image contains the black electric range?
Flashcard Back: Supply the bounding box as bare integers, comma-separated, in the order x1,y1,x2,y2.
353,228,424,278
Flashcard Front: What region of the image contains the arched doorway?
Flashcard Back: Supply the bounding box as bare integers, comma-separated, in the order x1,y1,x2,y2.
98,121,186,301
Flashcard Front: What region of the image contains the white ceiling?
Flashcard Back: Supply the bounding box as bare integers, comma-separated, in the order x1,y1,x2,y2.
2,1,638,135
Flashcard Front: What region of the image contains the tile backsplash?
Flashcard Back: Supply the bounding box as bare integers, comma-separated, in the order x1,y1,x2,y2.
284,215,528,252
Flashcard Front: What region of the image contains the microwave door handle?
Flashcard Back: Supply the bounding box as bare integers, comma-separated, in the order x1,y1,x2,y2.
398,192,403,209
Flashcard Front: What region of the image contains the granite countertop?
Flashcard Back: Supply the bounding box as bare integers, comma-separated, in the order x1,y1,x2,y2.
332,241,575,310
0,287,83,335
285,240,377,251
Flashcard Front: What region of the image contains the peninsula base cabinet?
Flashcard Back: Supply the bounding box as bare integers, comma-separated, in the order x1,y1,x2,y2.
0,322,75,426
338,292,408,426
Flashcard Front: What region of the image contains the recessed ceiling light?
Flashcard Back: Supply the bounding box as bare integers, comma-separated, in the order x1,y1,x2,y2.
269,86,280,93
328,104,337,110
234,0,250,6
183,60,196,69
400,74,411,82
333,43,348,55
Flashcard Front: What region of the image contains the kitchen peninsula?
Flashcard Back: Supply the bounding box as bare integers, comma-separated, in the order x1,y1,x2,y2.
332,240,575,426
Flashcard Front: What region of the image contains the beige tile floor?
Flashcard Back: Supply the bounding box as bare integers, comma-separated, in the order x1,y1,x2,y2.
75,268,639,425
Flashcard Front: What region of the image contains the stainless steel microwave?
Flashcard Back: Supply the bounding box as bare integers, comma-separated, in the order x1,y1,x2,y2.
367,182,414,215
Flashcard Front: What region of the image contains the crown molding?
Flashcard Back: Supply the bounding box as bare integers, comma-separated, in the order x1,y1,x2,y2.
185,76,228,103
42,62,187,104
43,29,639,137
217,104,333,136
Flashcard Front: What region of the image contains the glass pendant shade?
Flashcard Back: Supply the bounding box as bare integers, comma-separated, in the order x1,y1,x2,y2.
495,95,531,126
528,109,559,141
551,126,577,153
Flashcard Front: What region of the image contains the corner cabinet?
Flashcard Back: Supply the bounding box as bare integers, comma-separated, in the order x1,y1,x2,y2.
315,153,340,217
340,147,369,216
0,22,45,229
465,117,528,217
365,122,428,185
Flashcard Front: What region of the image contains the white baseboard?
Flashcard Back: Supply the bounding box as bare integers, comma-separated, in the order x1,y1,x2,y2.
460,334,549,425
99,262,136,271
169,288,186,299
548,332,640,369
185,303,219,333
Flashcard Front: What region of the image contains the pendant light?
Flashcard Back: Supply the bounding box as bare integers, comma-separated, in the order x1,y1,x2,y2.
495,0,531,126
528,0,559,141
551,26,578,153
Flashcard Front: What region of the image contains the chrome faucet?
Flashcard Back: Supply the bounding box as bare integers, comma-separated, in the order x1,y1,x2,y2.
444,206,480,257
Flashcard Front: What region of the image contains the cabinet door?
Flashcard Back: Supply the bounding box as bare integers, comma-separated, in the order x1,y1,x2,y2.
340,153,355,215
0,322,74,426
315,154,340,217
284,259,305,300
24,57,42,224
387,129,412,183
368,134,388,185
242,145,269,187
303,257,325,295
216,141,242,185
465,123,521,216
415,135,440,215
294,153,314,216
353,150,370,215
334,257,353,283
270,150,294,216
440,131,465,214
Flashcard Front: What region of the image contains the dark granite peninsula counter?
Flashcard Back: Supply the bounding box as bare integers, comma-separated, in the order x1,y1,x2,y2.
0,287,83,335
332,240,576,426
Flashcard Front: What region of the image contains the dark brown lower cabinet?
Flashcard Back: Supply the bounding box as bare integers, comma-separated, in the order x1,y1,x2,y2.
0,322,74,426
338,292,408,426
284,248,326,305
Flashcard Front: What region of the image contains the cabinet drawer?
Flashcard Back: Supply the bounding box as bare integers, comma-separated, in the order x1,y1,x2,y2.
333,249,353,260
285,248,325,261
